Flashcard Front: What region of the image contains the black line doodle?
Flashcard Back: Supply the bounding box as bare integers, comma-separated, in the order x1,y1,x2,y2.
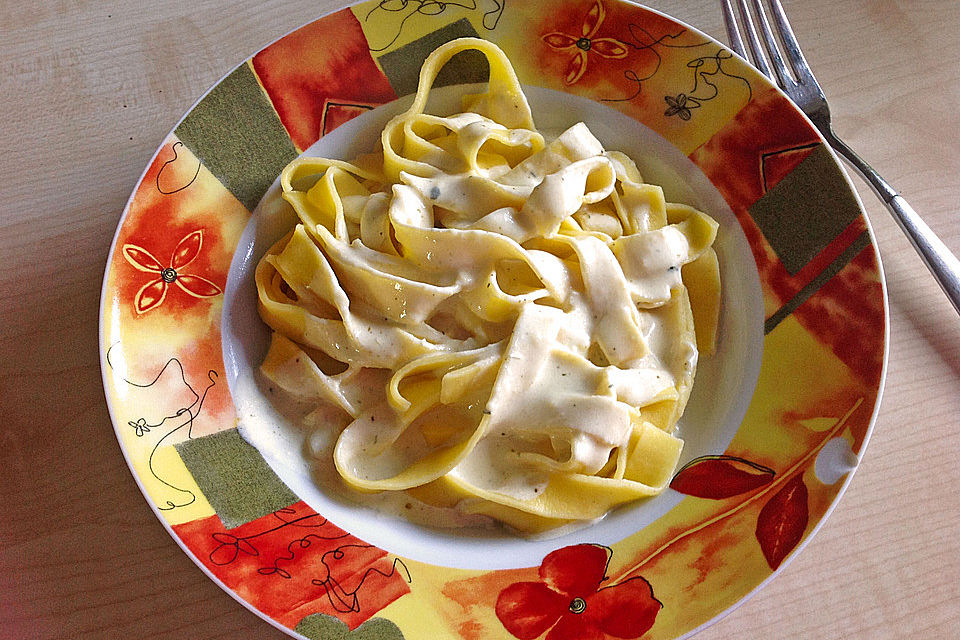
320,101,376,137
364,0,506,53
759,142,819,192
662,49,753,119
259,532,357,579
595,20,752,119
105,342,217,510
312,546,412,614
156,141,201,195
600,24,710,104
203,505,412,614
207,508,346,566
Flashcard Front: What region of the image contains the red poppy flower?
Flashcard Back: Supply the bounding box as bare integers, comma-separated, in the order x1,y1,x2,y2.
541,0,630,85
496,544,661,640
122,229,222,314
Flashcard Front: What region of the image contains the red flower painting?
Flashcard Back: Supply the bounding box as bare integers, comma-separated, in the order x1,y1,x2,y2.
122,229,222,314
496,544,661,640
541,0,629,85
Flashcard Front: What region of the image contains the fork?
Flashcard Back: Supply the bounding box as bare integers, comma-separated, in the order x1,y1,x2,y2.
721,0,960,316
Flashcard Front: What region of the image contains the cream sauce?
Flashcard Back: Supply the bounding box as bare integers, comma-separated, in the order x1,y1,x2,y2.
257,88,707,531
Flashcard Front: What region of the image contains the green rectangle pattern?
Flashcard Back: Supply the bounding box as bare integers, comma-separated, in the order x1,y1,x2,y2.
175,428,298,529
175,62,298,211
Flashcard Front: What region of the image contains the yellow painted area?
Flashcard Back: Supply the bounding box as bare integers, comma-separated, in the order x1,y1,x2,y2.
105,325,219,526
798,416,841,432
351,0,488,62
376,561,479,637
123,431,216,526
104,324,218,526
731,314,860,460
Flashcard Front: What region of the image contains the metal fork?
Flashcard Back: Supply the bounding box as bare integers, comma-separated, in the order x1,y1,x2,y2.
722,0,960,315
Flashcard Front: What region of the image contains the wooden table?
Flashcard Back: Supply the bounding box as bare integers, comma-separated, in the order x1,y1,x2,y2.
2,0,958,637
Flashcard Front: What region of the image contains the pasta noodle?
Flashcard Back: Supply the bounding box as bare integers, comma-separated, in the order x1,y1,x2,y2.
255,38,721,534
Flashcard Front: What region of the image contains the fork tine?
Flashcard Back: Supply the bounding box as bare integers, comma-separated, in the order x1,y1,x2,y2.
748,0,795,88
767,0,816,84
721,0,748,59
734,0,774,79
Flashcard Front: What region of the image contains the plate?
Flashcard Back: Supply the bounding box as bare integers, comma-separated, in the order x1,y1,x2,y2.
100,1,887,638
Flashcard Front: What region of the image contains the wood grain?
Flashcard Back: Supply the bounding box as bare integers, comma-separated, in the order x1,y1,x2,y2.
2,0,958,638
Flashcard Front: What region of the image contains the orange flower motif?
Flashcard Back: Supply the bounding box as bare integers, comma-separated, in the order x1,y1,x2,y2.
542,0,629,85
122,229,222,314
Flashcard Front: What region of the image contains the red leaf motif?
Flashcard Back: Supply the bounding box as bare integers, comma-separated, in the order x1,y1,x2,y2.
171,229,203,269
756,473,809,570
134,278,168,315
543,32,577,50
122,244,164,272
670,455,775,499
175,273,223,298
564,50,589,85
591,38,630,59
581,0,605,38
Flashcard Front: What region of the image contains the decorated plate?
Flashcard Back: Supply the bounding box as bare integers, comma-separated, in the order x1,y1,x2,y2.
100,1,887,638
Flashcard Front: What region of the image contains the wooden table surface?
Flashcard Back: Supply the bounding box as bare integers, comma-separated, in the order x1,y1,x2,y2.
2,0,958,638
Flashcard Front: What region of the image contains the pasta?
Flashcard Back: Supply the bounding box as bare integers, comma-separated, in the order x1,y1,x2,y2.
255,38,721,534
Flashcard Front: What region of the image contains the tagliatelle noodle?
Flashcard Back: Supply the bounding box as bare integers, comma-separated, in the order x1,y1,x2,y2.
255,37,721,534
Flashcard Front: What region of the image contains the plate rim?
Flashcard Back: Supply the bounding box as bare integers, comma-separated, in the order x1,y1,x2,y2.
98,1,890,637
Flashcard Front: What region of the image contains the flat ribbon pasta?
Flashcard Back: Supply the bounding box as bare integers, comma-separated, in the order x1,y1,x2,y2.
255,37,721,534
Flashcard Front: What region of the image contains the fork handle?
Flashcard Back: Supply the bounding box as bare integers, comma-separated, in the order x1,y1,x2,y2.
823,129,960,316
885,195,960,316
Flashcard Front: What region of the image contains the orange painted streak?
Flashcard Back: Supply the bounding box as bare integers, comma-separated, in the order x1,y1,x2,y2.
612,397,863,584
